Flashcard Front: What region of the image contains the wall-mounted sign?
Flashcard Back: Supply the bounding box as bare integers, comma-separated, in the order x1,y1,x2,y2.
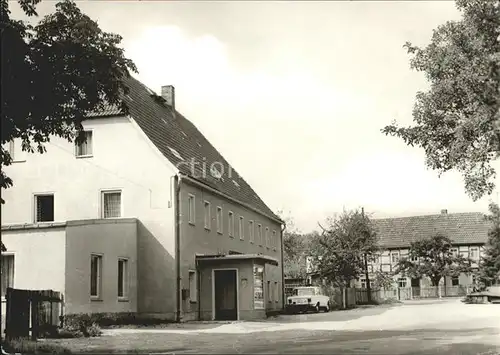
253,265,264,309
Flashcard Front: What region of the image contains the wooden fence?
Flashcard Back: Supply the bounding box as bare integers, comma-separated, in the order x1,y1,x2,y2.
285,282,474,308
355,286,473,303
4,288,63,340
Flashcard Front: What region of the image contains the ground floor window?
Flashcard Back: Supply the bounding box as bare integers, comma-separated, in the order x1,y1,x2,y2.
267,281,272,303
1,254,14,298
451,276,459,286
118,258,129,299
253,265,264,309
359,278,367,288
398,278,407,288
274,281,279,302
90,254,103,299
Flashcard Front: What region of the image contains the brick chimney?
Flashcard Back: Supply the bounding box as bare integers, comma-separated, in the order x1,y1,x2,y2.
441,209,448,215
161,85,175,111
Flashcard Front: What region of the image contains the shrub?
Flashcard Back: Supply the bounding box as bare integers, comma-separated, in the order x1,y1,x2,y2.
2,338,72,354
86,323,102,337
61,312,174,329
55,314,102,338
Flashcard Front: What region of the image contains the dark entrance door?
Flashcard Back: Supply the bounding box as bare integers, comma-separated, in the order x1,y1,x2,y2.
214,269,237,321
411,278,421,298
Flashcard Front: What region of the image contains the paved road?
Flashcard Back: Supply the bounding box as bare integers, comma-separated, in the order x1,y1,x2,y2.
65,327,500,354
50,299,500,354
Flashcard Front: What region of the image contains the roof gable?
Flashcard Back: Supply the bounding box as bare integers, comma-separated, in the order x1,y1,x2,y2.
373,212,491,248
93,76,280,222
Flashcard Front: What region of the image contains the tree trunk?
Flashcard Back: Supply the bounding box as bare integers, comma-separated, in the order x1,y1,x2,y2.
431,276,442,298
342,280,349,309
364,253,372,304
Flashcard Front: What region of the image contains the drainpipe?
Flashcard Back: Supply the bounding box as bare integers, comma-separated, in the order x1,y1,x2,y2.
174,175,182,322
280,222,286,312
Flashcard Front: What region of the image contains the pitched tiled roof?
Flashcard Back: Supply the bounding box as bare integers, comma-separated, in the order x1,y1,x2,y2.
89,75,281,222
372,212,491,248
86,102,122,117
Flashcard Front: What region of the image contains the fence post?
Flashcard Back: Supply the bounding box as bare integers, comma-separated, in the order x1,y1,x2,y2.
5,288,11,339
31,292,39,341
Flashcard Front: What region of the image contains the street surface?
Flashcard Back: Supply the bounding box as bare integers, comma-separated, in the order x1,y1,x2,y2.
49,299,500,354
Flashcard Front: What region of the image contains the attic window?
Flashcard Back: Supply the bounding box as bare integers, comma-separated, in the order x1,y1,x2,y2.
210,165,222,179
168,147,183,160
232,180,240,188
181,131,188,137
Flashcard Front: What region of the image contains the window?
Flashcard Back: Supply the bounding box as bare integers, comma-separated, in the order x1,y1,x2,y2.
274,282,279,302
8,140,15,160
249,220,255,243
381,264,391,273
451,276,459,286
257,224,263,246
187,194,195,225
204,201,211,230
469,247,479,260
228,211,234,237
1,254,14,298
34,194,54,222
459,250,468,259
216,207,223,234
360,278,367,289
267,280,271,302
102,190,122,218
90,254,103,298
189,270,197,302
398,277,407,288
265,227,270,248
272,231,277,250
239,216,244,240
75,130,93,157
391,252,400,263
451,248,458,257
6,139,26,162
118,258,129,299
410,255,418,262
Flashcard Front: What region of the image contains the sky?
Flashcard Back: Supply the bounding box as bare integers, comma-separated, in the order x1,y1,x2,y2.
11,1,500,233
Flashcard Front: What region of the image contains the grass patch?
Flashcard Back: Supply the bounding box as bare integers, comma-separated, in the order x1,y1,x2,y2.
2,338,72,354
